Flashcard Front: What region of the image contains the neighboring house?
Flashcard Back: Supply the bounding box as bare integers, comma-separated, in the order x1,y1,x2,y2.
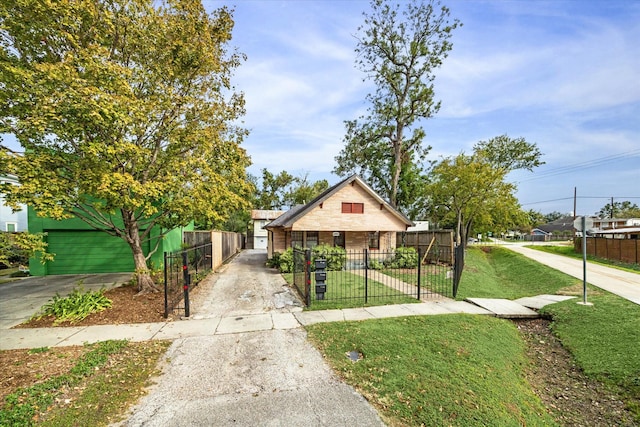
593,218,640,230
264,174,413,258
592,227,640,240
531,216,576,237
28,206,191,276
251,209,285,250
0,174,28,232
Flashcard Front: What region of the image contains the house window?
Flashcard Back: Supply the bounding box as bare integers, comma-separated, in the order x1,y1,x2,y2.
368,231,380,249
5,223,17,232
306,231,319,249
342,202,364,214
291,231,303,248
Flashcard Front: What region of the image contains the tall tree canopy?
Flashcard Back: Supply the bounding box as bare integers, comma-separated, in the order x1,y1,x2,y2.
0,0,252,293
596,201,640,219
334,0,460,210
253,169,329,210
426,135,542,245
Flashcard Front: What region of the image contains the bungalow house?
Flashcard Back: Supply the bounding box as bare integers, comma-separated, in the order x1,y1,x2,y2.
264,174,413,258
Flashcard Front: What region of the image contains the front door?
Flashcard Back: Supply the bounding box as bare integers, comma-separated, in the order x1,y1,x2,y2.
333,231,345,249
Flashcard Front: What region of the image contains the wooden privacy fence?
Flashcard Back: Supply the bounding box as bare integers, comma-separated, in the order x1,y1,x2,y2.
183,230,245,271
400,230,455,265
575,237,639,264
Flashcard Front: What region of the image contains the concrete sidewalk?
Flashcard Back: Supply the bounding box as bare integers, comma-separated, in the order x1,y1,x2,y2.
1,295,573,350
505,244,640,305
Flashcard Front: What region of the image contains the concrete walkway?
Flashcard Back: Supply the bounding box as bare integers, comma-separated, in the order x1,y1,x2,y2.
1,294,573,351
504,244,640,305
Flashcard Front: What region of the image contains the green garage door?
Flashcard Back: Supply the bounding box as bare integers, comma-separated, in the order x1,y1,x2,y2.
46,231,147,275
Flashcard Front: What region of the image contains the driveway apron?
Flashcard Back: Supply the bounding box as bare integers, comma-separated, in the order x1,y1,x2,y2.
119,250,385,426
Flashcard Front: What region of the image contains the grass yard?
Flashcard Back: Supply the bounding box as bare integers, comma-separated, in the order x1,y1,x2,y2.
283,271,419,310
0,340,170,426
306,245,640,425
308,271,418,310
455,246,586,300
307,315,555,426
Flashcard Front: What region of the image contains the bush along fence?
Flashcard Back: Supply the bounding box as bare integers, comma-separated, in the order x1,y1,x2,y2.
164,230,244,317
289,244,464,308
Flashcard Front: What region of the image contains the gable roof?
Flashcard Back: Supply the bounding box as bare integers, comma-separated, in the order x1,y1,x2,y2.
535,216,575,234
265,174,413,229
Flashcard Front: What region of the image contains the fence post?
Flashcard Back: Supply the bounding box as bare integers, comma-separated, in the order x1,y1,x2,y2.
364,248,369,304
182,251,190,317
305,248,311,307
417,248,421,301
163,252,169,318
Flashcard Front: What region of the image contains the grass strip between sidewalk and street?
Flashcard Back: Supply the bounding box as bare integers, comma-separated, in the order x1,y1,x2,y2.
307,314,555,426
0,340,169,427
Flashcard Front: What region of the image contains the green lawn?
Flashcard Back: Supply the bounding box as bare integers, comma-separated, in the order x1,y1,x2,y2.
283,271,419,310
305,245,640,425
307,315,556,426
455,246,585,300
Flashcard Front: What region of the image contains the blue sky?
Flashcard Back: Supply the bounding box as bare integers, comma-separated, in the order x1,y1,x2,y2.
214,0,640,217
3,0,639,217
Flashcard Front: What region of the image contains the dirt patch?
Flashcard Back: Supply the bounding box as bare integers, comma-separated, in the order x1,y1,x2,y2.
0,346,89,402
515,318,635,426
13,284,169,329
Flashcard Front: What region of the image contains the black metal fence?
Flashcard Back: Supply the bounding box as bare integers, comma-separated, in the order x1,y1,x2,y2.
292,246,463,307
163,243,212,318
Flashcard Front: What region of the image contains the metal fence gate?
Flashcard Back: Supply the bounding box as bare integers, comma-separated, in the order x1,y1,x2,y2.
292,246,464,307
163,243,212,318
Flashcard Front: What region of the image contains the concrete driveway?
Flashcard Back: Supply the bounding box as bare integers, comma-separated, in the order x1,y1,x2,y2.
0,272,132,329
119,249,385,427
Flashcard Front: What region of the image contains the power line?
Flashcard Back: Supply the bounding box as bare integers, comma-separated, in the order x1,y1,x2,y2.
521,195,640,206
518,148,640,182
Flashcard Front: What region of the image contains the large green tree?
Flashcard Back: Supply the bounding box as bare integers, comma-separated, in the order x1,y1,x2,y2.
426,135,542,245
253,169,328,210
596,201,640,219
334,0,460,210
0,0,251,293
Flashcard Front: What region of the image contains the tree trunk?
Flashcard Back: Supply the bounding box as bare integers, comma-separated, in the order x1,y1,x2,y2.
390,130,403,208
455,210,463,246
122,209,159,294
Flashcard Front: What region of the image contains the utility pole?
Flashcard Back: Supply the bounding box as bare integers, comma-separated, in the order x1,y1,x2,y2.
611,197,614,218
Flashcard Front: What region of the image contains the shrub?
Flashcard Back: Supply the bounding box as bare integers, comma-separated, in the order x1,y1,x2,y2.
388,246,418,268
368,259,385,270
266,252,281,269
312,244,346,271
278,248,294,273
33,283,112,324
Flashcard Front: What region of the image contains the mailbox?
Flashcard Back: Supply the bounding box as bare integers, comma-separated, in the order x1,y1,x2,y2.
314,257,327,300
